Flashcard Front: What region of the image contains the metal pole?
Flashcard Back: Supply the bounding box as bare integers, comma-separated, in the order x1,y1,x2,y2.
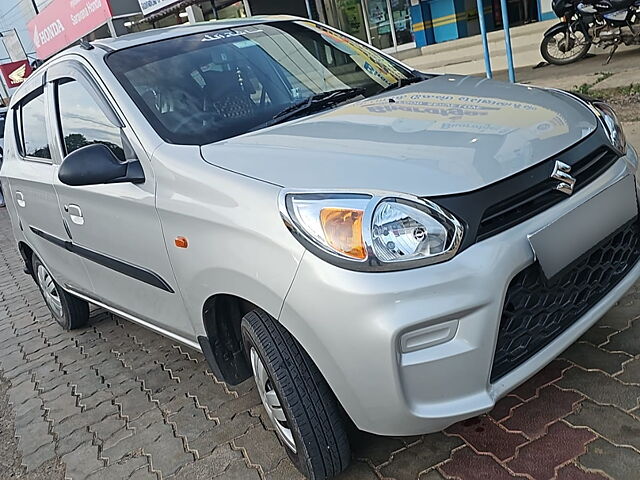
476,0,492,79
30,0,39,14
499,0,516,82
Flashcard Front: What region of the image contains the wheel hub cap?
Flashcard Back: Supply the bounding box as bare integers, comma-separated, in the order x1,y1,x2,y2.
36,264,63,318
250,348,296,453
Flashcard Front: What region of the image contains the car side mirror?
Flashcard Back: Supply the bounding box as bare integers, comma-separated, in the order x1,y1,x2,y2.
58,144,145,186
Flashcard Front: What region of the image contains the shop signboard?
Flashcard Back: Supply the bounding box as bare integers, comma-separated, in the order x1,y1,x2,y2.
137,0,181,15
27,0,113,59
0,60,33,89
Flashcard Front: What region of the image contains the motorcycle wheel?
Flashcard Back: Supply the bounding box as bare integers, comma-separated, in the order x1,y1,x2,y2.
540,27,591,65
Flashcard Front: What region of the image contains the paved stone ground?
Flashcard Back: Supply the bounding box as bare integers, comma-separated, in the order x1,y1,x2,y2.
1,205,640,480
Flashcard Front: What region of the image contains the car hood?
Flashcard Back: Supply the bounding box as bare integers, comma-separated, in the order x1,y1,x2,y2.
201,75,597,196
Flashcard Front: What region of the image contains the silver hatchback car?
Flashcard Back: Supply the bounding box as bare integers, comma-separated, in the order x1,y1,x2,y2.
1,17,638,480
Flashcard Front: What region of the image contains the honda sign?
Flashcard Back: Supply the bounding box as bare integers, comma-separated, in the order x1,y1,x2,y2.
0,60,33,89
27,0,114,59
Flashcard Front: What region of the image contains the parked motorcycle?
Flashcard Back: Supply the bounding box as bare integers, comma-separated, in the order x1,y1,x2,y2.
540,0,640,65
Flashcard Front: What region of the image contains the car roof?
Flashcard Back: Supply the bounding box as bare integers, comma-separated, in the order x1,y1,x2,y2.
93,15,301,51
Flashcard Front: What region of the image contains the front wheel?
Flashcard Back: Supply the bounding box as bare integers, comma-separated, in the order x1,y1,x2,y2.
540,26,591,65
241,310,351,480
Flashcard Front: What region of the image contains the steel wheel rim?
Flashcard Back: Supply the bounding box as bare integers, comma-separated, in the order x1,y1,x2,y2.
250,347,297,453
548,31,588,60
36,264,63,318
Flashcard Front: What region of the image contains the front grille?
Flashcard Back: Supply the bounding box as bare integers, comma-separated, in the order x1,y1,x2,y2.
477,148,619,241
490,219,640,382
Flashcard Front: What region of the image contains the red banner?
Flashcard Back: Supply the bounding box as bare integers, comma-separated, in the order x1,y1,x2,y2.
27,0,113,60
0,60,33,89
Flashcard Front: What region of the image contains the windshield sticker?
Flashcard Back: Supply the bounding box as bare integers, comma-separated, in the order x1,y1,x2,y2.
201,28,264,42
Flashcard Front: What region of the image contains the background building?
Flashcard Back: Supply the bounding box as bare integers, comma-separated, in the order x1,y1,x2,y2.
0,0,554,66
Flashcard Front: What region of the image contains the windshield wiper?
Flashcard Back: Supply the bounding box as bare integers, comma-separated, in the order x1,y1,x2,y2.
378,75,428,94
268,87,366,126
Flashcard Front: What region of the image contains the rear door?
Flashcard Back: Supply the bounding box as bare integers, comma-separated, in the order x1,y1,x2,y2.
1,71,91,290
48,60,195,342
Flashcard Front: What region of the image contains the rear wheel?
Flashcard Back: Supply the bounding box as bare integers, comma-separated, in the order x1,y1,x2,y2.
540,26,591,65
241,310,351,480
32,253,89,330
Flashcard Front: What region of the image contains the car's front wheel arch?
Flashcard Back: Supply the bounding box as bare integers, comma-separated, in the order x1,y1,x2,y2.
199,293,260,386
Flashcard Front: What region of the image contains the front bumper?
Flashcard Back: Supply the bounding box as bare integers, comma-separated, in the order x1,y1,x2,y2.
279,146,640,436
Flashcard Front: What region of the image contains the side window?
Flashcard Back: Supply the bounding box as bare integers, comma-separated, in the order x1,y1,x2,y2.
56,78,125,161
22,87,51,160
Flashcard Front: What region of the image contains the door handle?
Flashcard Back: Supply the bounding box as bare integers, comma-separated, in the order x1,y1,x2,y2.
64,204,84,225
15,191,25,208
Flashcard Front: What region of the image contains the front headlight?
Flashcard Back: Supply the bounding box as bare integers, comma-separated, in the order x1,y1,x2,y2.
592,102,626,154
281,191,464,271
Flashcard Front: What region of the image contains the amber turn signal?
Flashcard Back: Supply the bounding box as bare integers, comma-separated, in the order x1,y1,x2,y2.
319,208,367,260
174,236,189,248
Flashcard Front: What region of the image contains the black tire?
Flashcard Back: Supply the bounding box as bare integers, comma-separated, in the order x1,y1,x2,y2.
32,253,89,330
540,27,591,66
241,310,351,480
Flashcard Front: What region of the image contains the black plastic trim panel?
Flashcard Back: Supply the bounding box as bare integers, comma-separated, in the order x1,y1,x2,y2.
30,227,174,293
433,127,620,251
491,218,640,382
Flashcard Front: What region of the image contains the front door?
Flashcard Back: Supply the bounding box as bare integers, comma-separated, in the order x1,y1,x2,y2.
48,61,195,343
2,72,92,292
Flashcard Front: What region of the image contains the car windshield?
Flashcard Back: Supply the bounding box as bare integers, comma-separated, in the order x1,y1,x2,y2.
106,21,416,145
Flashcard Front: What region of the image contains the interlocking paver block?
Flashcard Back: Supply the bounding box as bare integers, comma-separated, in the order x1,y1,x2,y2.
555,463,608,479
45,394,83,424
446,416,527,461
439,446,518,480
265,461,307,480
603,317,640,355
566,400,640,450
599,295,638,330
57,425,95,457
172,445,243,479
90,414,128,442
561,342,631,374
14,397,44,428
54,413,100,439
616,356,640,384
579,438,640,480
167,404,214,440
233,423,287,472
351,432,405,467
556,367,640,410
419,468,447,480
579,325,618,346
190,412,259,456
21,442,57,472
61,442,104,480
114,388,155,421
506,422,596,480
15,419,52,456
378,433,463,480
488,395,522,423
85,455,148,480
502,385,582,438
211,459,262,480
511,359,570,401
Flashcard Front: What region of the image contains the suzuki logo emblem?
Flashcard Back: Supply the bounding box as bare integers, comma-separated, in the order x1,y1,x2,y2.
551,161,576,195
